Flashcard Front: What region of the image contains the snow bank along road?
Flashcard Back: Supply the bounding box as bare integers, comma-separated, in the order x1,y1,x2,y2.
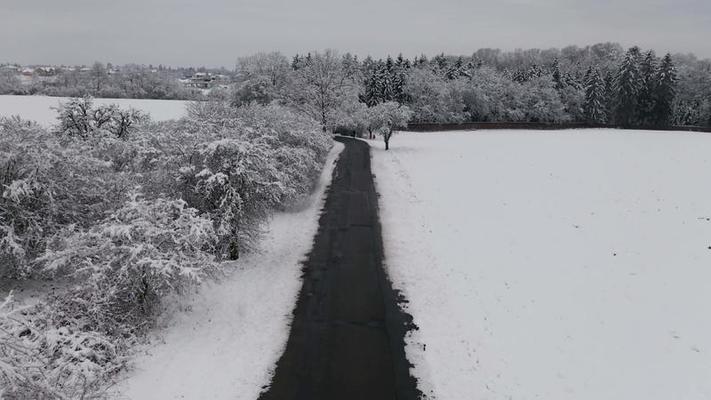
259,137,421,400
117,144,344,400
372,130,711,400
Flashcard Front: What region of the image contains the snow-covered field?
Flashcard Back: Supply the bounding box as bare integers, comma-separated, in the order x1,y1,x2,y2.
116,143,343,400
371,130,711,400
0,95,188,126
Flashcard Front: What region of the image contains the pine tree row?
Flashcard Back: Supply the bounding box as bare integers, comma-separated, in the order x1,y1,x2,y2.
584,47,677,128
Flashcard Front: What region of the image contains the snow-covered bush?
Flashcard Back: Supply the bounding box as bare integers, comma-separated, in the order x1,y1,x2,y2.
179,101,331,197
232,75,276,106
184,100,241,130
178,140,286,258
231,104,332,198
1,191,221,399
1,294,123,399
0,119,127,278
232,103,325,147
1,98,334,398
172,101,331,257
40,194,221,321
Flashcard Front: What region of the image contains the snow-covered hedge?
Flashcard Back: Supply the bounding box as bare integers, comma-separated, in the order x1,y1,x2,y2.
0,117,128,278
1,293,124,399
0,100,332,398
173,102,331,257
40,195,221,313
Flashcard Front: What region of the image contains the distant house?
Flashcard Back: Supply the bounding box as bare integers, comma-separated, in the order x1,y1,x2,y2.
21,68,34,76
36,66,57,77
183,72,217,89
1,65,19,73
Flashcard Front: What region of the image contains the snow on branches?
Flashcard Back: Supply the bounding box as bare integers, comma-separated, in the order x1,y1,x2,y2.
1,295,124,399
177,102,331,257
40,194,221,299
54,96,147,139
0,98,333,398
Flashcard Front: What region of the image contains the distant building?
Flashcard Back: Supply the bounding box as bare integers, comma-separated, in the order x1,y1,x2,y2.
182,72,217,89
36,66,57,76
1,65,19,73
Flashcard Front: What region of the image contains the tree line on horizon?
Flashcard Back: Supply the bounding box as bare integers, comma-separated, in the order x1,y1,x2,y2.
232,43,710,132
302,46,694,129
2,42,710,129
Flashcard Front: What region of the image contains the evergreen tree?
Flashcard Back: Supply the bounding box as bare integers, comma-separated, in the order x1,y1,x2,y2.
638,50,659,126
341,52,361,79
603,71,616,122
385,55,394,71
583,67,607,123
614,47,643,127
382,58,395,101
395,53,406,69
446,57,464,79
361,63,381,106
291,54,303,70
434,53,448,71
529,64,543,79
564,70,583,90
512,68,527,83
392,56,408,104
551,58,563,90
653,53,677,127
583,67,593,88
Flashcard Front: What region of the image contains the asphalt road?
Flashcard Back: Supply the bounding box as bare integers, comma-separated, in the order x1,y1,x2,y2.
258,137,421,400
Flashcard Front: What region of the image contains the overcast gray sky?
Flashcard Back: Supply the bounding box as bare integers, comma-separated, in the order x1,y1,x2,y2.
1,0,709,67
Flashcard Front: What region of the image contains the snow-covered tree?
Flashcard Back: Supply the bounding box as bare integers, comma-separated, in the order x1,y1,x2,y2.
614,47,643,127
584,68,607,123
41,195,221,301
603,71,616,121
368,102,413,150
54,96,146,139
0,70,22,95
232,75,275,106
637,50,659,127
551,58,564,90
1,118,129,278
653,53,677,127
283,50,359,132
91,61,108,93
403,68,466,123
237,52,290,89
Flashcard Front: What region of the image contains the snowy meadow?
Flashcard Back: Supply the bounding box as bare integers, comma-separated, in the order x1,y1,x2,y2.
373,130,711,400
0,95,188,126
